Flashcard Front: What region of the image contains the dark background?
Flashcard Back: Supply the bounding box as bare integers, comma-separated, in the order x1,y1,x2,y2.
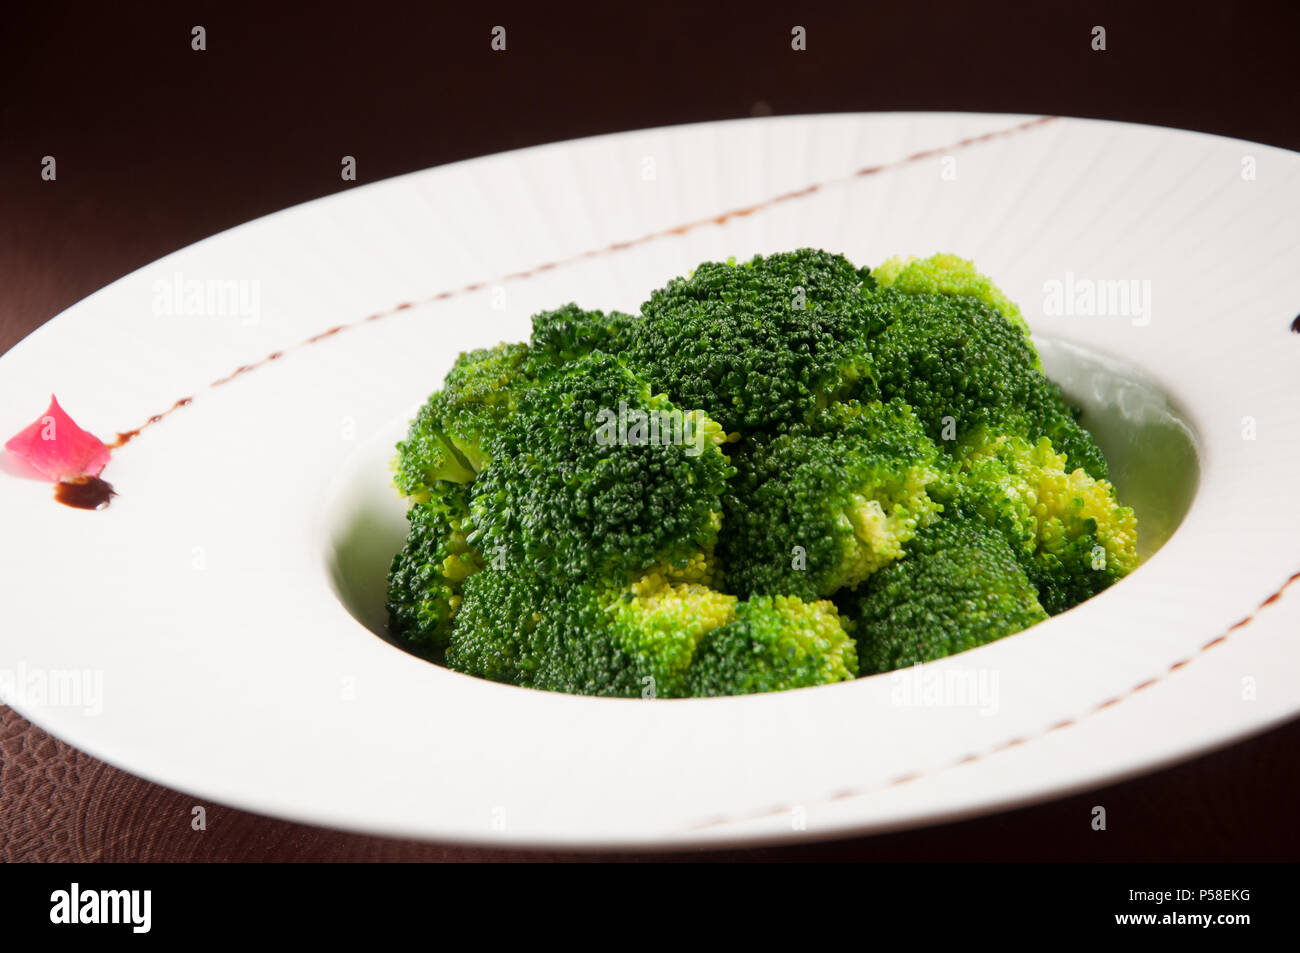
2,1,1297,860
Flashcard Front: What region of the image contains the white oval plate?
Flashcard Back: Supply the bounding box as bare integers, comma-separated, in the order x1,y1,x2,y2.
2,113,1298,849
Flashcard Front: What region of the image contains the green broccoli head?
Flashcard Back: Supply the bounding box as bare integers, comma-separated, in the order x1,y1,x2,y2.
722,398,943,601
385,482,483,651
841,515,1049,675
394,305,644,500
630,249,883,434
448,566,736,696
602,572,741,697
526,302,638,368
685,595,859,696
873,252,1033,340
467,350,733,586
393,342,531,498
945,430,1138,614
443,562,550,687
870,288,1109,479
448,565,856,697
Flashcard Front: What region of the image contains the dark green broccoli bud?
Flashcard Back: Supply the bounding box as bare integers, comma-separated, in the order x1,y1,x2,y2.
842,516,1049,675
942,430,1137,615
444,563,552,686
870,289,1109,479
722,399,943,601
393,342,532,498
386,482,483,650
526,302,638,368
685,595,858,696
629,249,883,433
467,350,733,587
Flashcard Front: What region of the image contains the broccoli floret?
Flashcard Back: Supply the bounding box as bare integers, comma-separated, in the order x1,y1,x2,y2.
629,249,882,433
943,430,1138,614
386,482,483,650
467,350,733,586
448,565,855,697
870,288,1109,479
395,305,643,500
873,252,1033,340
722,399,943,600
448,566,737,696
841,516,1049,675
393,342,531,498
602,572,741,697
685,595,858,696
443,562,551,686
526,302,638,367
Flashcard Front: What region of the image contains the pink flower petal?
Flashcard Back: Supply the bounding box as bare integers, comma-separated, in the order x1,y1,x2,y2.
4,395,111,483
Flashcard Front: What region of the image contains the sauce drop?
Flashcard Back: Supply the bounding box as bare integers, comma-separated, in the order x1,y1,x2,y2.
55,476,117,510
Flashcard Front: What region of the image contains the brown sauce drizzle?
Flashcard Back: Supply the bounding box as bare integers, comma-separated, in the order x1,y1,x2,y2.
54,476,116,510
60,115,1060,510
110,397,193,449
1291,314,1300,334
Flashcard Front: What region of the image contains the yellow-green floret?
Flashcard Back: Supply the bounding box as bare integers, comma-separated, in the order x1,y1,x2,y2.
872,252,1033,340
943,429,1138,614
686,595,859,696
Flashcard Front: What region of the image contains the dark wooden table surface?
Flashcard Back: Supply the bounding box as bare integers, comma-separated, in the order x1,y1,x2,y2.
2,1,1297,861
